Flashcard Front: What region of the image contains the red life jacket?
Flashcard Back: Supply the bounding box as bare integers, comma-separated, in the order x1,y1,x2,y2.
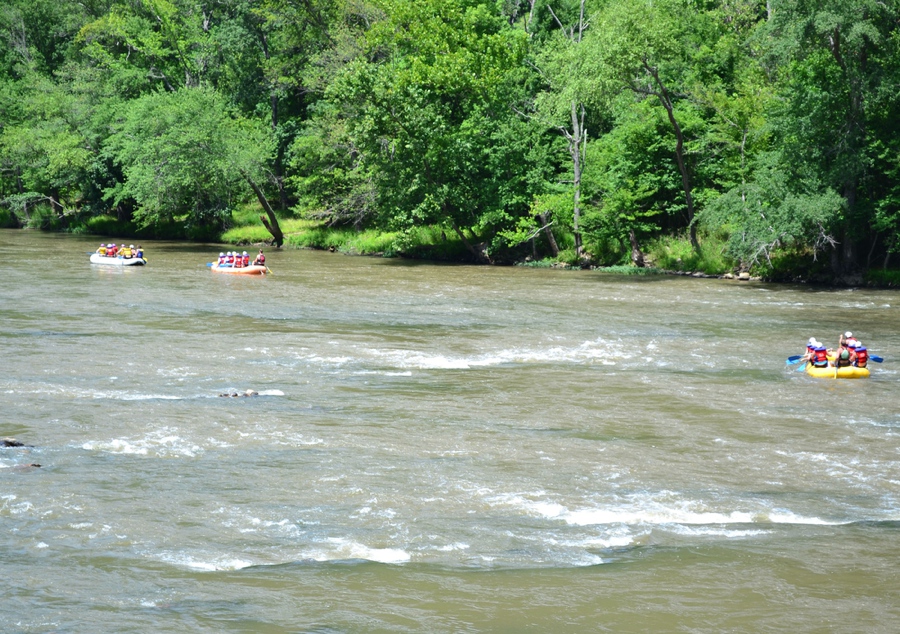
257,254,265,264
242,255,250,266
226,254,234,265
813,347,828,367
854,347,868,367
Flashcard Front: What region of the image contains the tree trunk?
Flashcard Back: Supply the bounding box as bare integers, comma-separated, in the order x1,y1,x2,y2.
245,174,284,246
643,62,699,251
450,220,490,264
538,212,559,257
629,228,646,267
570,101,584,259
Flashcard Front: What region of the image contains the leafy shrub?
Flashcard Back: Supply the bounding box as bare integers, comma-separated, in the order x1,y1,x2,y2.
865,269,900,287
645,232,732,274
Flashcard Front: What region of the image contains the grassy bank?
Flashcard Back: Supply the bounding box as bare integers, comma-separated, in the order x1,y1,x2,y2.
20,201,900,285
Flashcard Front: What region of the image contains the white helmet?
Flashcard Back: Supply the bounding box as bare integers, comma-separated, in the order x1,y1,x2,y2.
845,331,853,338
808,337,816,345
219,252,224,256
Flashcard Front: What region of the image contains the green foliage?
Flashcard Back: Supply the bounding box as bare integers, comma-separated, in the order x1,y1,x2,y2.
1,0,900,281
645,232,732,275
697,152,844,268
595,264,666,276
105,87,274,230
865,269,900,287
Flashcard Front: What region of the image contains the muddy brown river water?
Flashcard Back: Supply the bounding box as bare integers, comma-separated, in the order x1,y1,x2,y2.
2,230,899,632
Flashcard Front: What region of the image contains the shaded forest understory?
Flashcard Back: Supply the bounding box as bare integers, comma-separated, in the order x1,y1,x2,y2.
2,0,900,285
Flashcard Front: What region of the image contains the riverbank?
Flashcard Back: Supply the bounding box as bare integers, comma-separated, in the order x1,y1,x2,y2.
7,205,900,287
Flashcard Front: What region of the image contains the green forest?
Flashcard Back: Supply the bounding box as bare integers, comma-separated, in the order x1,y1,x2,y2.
2,0,900,282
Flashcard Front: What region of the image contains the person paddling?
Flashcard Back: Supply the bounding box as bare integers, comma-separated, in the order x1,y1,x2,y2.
253,249,265,266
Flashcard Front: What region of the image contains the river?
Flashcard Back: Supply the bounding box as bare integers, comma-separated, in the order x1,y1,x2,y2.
2,230,899,632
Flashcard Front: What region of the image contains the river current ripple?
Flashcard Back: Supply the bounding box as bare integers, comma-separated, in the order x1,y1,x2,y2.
2,231,899,632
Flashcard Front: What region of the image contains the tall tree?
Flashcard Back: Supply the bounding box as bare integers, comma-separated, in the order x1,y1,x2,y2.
763,0,900,275
533,0,592,260
592,0,703,250
105,87,276,238
324,0,528,262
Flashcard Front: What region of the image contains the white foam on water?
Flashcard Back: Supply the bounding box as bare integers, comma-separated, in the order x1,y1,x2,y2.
17,383,185,401
156,367,198,377
82,428,203,457
486,490,838,529
766,510,835,525
669,525,771,538
564,507,756,526
155,551,256,571
437,542,470,552
303,538,411,564
486,493,568,519
296,338,628,371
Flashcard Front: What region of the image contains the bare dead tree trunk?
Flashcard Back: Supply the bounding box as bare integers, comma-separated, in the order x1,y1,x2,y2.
569,101,585,259
549,0,588,260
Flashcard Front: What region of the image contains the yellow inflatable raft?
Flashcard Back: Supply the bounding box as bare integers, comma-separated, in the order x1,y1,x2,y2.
805,363,870,379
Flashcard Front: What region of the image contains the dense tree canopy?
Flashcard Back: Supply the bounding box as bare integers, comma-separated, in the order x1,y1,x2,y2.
2,0,900,279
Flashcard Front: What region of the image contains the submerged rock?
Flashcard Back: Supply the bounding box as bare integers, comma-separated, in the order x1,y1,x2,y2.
218,390,259,398
2,438,29,448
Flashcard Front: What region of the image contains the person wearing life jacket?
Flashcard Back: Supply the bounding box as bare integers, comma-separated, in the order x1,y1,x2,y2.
135,245,144,259
253,249,265,266
242,251,250,267
834,347,853,368
120,244,133,258
233,251,244,268
853,342,868,368
217,252,226,266
840,331,859,348
96,243,107,256
812,345,829,368
799,337,819,365
225,251,234,266
107,243,118,257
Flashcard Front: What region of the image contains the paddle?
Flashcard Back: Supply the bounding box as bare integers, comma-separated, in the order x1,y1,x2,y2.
206,262,214,267
797,362,808,372
870,354,884,363
786,355,803,364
